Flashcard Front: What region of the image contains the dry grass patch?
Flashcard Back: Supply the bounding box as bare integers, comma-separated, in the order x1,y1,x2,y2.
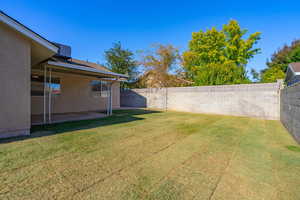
0,109,299,199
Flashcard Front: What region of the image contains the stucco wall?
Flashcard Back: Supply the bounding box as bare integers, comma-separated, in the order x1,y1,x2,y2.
0,23,31,138
280,83,300,143
31,71,120,115
121,82,282,120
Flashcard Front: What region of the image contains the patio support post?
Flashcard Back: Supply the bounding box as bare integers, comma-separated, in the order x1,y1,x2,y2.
106,82,113,116
43,64,47,124
110,82,113,115
106,82,110,116
48,67,52,123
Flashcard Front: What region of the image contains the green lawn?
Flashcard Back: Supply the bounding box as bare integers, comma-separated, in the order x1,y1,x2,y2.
1,109,300,200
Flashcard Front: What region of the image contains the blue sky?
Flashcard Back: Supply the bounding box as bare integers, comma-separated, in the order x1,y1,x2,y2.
2,0,300,74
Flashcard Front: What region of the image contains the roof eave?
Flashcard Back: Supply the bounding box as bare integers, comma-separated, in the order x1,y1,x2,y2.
47,61,128,79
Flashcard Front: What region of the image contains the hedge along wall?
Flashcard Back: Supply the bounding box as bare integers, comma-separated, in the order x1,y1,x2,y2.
281,82,300,143
121,82,282,120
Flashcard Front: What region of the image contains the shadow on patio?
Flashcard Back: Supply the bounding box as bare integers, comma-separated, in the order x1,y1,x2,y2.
0,109,161,144
31,111,108,125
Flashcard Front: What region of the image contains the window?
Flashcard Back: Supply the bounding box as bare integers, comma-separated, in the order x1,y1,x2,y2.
91,80,109,97
31,74,61,96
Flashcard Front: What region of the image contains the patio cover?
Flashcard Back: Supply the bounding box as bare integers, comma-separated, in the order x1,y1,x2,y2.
37,59,128,124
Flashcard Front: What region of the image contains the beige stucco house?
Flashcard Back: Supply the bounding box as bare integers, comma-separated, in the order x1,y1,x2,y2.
0,11,127,139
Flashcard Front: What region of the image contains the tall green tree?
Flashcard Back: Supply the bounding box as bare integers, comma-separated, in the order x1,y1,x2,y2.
260,67,285,83
104,42,138,88
195,63,249,85
223,21,261,66
261,39,300,82
250,68,260,82
183,20,261,85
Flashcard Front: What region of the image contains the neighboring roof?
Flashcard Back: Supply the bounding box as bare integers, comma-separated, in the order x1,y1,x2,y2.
47,60,128,79
70,58,110,72
289,63,300,74
285,63,300,85
0,10,58,53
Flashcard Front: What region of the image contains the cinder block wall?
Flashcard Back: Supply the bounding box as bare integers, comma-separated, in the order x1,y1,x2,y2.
121,88,167,110
121,82,282,120
281,83,300,143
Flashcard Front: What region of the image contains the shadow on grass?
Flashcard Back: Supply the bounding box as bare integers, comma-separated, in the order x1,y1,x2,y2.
0,109,161,144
